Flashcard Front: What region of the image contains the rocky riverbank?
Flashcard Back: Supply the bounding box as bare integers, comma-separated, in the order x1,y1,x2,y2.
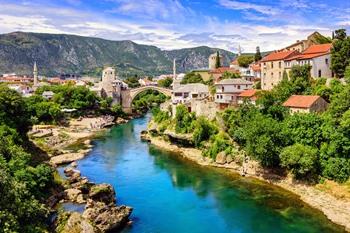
29,115,133,232
52,165,132,232
142,131,350,232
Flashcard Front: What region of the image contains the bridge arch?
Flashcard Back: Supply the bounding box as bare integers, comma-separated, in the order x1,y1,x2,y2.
121,86,172,113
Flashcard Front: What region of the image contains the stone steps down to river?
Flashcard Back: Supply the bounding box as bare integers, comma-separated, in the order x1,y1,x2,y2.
55,165,132,233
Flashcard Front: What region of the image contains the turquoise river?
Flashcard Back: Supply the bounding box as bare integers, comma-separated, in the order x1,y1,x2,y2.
71,114,345,233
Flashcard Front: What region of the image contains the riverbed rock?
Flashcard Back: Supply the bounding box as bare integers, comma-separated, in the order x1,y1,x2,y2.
62,212,96,233
70,161,78,168
82,200,132,232
50,153,85,165
216,151,227,164
89,184,116,205
226,154,234,164
65,188,82,202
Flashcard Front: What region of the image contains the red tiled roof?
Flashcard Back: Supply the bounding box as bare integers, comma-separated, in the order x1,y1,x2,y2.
282,95,321,108
238,89,257,97
210,67,239,74
286,44,332,61
230,58,239,65
250,62,261,72
303,43,332,54
261,50,299,62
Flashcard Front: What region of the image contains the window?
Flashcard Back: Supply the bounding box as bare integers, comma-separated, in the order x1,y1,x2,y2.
318,70,322,77
222,86,224,92
220,95,223,99
263,73,266,78
175,92,182,97
271,62,274,68
271,72,274,78
237,85,241,89
279,62,281,68
325,58,329,65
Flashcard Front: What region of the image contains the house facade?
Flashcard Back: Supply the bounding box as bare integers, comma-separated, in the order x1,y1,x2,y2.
285,44,333,79
172,83,209,105
261,50,300,90
215,78,253,109
283,95,328,114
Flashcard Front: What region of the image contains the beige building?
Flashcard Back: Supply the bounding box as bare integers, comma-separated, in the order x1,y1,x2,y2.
261,50,299,90
282,31,324,53
283,95,328,114
209,52,223,70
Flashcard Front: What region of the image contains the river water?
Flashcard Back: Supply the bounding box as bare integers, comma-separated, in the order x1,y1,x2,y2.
74,114,344,233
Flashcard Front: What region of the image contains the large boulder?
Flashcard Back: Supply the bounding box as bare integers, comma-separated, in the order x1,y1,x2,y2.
65,188,82,202
89,184,116,205
216,151,227,164
83,200,132,232
62,212,96,233
226,154,234,164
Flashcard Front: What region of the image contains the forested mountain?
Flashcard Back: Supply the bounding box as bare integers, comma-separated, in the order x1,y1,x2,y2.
0,32,236,77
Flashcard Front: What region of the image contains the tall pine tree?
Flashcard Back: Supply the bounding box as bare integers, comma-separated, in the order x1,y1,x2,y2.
215,51,221,69
331,29,350,78
255,46,262,62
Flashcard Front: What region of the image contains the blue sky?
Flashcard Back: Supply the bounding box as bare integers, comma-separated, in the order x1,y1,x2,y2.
0,0,349,52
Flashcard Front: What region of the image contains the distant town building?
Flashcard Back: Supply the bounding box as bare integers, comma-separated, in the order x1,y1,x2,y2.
237,89,258,105
283,95,328,114
214,78,253,109
138,78,157,86
42,91,54,100
209,67,240,82
282,31,324,53
172,83,209,105
209,52,223,70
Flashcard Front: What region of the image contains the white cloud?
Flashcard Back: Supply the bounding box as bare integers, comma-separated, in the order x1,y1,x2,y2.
218,0,280,15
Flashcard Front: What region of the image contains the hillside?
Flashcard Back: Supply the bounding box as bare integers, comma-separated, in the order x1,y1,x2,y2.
0,32,236,77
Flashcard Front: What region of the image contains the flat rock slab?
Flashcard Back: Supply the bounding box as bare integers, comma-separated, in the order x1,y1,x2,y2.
50,153,85,165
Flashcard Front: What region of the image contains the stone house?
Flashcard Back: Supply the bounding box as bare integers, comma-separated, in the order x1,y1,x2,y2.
261,50,300,90
172,83,209,105
215,78,253,109
282,95,328,114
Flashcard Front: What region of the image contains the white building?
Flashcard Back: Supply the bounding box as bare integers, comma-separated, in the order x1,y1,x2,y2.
285,43,333,79
172,83,209,105
215,78,253,109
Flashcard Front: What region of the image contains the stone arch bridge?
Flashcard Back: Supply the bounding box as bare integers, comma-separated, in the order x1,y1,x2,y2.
121,86,172,113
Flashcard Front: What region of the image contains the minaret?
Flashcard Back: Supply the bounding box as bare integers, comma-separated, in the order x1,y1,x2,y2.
238,44,242,56
33,61,39,90
173,59,176,80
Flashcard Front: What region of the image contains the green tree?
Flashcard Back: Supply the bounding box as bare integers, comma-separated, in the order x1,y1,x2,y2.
0,85,30,135
158,77,173,88
237,55,254,68
254,46,262,62
192,117,218,147
215,51,221,69
331,29,350,78
181,72,204,84
280,144,318,179
221,71,241,80
344,65,350,84
175,105,196,134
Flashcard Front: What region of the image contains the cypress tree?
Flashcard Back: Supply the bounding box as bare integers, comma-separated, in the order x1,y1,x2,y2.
255,46,262,62
215,51,221,69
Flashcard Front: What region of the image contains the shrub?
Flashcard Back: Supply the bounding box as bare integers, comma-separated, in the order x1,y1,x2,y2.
280,144,318,179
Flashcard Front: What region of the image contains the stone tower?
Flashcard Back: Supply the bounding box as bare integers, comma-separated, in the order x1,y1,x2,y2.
101,67,116,98
173,59,176,80
33,61,39,91
208,52,223,70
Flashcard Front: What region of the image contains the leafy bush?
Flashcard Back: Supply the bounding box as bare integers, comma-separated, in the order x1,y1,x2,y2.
280,144,318,179
192,117,218,147
175,105,196,133
180,72,204,84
